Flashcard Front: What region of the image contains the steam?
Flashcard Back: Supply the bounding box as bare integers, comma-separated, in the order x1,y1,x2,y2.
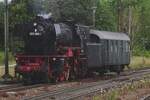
37,13,52,19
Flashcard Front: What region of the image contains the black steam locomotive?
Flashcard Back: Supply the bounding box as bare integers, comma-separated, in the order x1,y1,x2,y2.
14,14,130,84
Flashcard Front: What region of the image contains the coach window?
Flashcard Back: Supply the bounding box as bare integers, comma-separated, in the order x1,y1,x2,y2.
122,41,126,52
125,41,128,52
121,41,123,53
110,40,113,52
113,41,116,53
90,34,100,43
115,41,118,53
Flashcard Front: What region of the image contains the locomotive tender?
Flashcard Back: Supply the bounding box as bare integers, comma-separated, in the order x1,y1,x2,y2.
14,14,130,84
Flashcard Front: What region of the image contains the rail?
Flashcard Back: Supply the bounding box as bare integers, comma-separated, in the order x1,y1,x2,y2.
23,68,150,100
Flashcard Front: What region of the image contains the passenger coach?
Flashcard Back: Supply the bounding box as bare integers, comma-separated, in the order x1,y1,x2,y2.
87,30,130,74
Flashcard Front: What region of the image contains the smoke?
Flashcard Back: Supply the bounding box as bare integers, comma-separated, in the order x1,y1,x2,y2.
31,0,48,14
37,13,52,19
31,0,62,20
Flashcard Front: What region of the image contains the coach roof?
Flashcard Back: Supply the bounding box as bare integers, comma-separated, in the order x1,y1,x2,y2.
90,30,130,41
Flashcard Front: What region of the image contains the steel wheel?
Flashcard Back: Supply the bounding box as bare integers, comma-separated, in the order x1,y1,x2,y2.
60,61,70,81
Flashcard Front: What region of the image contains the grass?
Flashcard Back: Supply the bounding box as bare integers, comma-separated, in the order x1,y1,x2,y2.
0,51,4,65
0,51,15,77
93,76,150,100
130,56,150,69
0,51,15,66
0,66,15,77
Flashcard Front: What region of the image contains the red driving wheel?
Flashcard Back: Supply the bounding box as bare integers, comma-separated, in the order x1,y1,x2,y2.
60,60,70,81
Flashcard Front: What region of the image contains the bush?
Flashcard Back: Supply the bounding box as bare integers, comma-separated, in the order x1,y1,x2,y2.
0,51,4,65
133,48,150,57
0,51,15,65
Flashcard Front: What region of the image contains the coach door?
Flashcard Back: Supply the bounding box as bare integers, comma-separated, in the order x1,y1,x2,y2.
87,34,102,68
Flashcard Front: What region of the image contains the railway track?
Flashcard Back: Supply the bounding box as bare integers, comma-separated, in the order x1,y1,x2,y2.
0,84,45,93
141,95,150,100
0,84,22,91
23,68,150,100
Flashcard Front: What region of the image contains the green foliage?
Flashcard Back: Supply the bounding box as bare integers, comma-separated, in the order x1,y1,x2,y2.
0,2,4,22
53,0,94,25
133,49,150,57
0,51,4,65
107,90,119,100
0,51,15,65
96,0,117,31
138,0,150,49
0,2,4,49
10,0,36,26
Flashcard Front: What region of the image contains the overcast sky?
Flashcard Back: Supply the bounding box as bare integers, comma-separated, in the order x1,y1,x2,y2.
0,0,12,3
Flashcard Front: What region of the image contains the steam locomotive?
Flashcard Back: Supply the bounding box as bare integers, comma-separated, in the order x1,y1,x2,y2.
14,14,130,84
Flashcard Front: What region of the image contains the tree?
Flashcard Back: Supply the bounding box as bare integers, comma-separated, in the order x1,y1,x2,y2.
96,0,117,31
46,0,94,25
138,0,150,50
10,0,35,26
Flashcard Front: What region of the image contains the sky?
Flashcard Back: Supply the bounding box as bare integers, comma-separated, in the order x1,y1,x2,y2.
0,0,12,3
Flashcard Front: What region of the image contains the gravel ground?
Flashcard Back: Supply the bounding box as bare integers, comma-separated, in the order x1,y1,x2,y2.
77,88,150,100
0,70,149,100
0,74,114,100
0,82,81,100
